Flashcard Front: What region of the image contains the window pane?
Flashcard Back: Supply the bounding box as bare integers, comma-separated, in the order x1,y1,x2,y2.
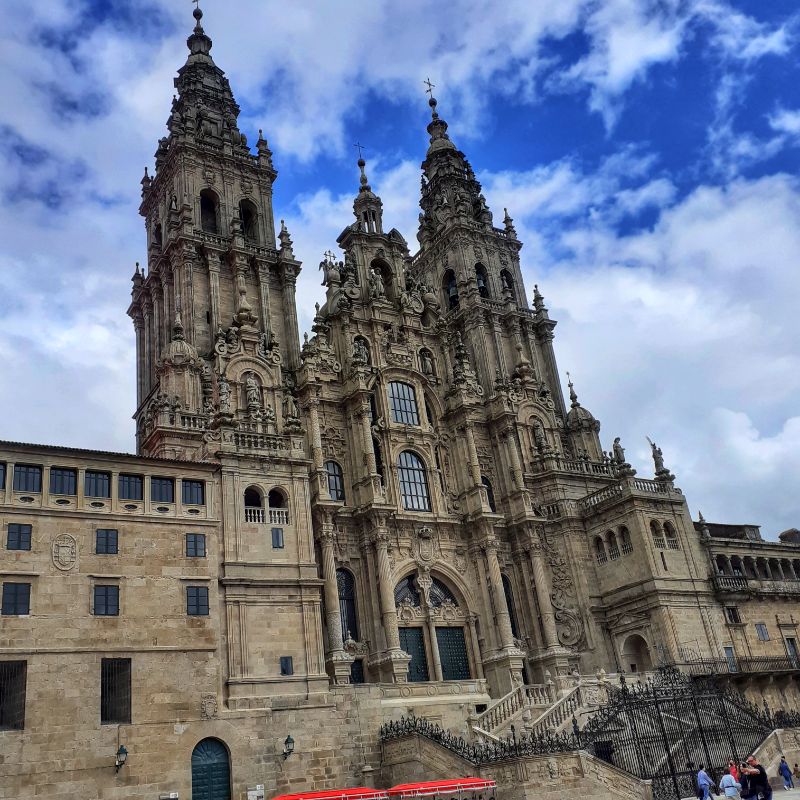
13,465,42,493
187,586,209,616
119,474,143,501
186,533,206,558
397,451,431,512
85,471,111,498
0,661,27,730
2,583,31,615
271,527,284,549
0,463,6,490
325,461,345,502
337,568,358,642
94,585,119,616
181,480,205,505
7,524,32,551
388,382,420,425
280,656,294,676
101,658,131,724
96,529,118,555
151,477,174,503
49,467,77,496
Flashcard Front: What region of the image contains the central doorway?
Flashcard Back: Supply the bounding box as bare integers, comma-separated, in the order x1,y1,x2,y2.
191,738,231,800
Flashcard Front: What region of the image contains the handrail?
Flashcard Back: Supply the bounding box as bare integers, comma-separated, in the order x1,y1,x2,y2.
474,683,549,734
529,684,582,737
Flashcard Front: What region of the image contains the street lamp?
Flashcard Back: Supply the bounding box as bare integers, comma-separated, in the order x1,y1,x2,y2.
115,745,128,773
282,735,295,760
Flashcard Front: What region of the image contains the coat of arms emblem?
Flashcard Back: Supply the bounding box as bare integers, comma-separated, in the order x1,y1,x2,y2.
52,534,77,571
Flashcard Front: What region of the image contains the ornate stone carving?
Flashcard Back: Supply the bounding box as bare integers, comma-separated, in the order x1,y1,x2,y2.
541,526,585,648
52,534,78,571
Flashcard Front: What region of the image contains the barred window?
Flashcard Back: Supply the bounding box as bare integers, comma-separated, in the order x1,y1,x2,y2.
85,471,111,499
119,474,143,501
182,480,205,505
271,527,285,549
187,586,209,616
650,520,666,549
95,529,118,555
0,661,27,730
7,524,32,551
1,583,30,615
337,568,359,642
101,658,131,724
394,575,421,607
13,465,41,493
151,477,174,503
186,533,206,558
50,467,77,496
397,451,431,512
93,585,119,616
325,461,345,502
388,382,420,426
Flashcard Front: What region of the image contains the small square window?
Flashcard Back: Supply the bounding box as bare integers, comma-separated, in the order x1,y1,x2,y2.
756,623,769,641
724,606,741,624
101,658,131,725
182,480,205,505
7,524,32,551
13,465,42,494
0,660,27,730
93,585,119,616
151,477,174,504
96,529,118,555
119,474,143,501
280,656,294,676
271,527,285,549
186,586,209,616
1,583,31,616
85,471,111,499
186,533,206,558
49,467,77,496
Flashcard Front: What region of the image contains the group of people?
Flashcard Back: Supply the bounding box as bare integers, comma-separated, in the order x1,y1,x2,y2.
694,755,799,800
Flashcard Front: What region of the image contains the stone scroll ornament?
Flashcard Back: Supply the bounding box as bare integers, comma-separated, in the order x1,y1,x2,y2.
540,526,585,648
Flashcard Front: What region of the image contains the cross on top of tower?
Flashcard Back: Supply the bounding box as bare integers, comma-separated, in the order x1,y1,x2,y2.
353,142,365,161
423,78,436,97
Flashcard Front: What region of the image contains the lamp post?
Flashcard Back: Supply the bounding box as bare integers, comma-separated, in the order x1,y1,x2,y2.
115,744,128,773
282,735,295,760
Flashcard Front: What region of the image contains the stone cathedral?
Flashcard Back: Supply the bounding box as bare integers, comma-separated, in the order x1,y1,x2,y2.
1,8,799,800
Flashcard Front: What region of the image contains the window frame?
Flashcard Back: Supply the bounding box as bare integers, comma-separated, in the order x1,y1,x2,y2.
397,450,432,512
93,585,120,616
95,528,118,556
0,660,27,730
7,524,32,551
0,463,6,491
271,527,285,549
150,476,175,504
388,381,421,426
324,461,345,502
755,622,770,641
186,586,209,616
49,466,78,496
101,657,131,725
12,465,42,494
118,474,143,501
181,479,205,506
1,582,31,616
280,656,294,676
186,533,206,558
724,606,742,625
85,470,111,499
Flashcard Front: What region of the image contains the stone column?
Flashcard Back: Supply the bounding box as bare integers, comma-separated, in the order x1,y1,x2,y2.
464,423,482,487
426,614,444,682
503,427,524,491
319,524,353,685
528,544,559,650
483,537,516,651
257,261,272,335
207,252,221,334
467,614,485,680
143,296,154,394
133,314,145,407
307,396,328,499
151,283,162,375
281,266,301,370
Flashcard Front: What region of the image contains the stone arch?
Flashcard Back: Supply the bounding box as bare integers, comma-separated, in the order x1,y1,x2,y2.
650,520,665,549
621,633,653,673
475,263,490,298
239,198,258,242
619,525,632,555
607,530,620,560
594,535,607,564
442,269,459,310
200,188,220,234
716,554,731,575
370,257,395,301
191,737,231,800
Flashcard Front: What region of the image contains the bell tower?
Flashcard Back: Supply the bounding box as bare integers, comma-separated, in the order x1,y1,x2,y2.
128,4,302,460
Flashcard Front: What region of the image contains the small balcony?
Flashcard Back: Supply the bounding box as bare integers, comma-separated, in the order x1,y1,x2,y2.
244,507,265,524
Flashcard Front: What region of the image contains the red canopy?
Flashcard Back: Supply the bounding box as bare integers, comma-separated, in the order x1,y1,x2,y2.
273,789,389,800
388,779,497,797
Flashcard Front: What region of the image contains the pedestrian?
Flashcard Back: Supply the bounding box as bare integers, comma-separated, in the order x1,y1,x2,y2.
720,767,742,799
779,757,794,790
740,767,755,800
793,764,800,781
698,764,715,800
742,755,773,800
729,761,741,782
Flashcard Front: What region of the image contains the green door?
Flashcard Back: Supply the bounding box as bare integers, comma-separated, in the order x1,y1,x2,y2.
399,627,429,682
191,738,231,800
436,626,471,680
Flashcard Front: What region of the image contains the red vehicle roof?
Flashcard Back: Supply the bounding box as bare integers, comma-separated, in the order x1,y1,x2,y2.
273,789,389,800
387,778,497,797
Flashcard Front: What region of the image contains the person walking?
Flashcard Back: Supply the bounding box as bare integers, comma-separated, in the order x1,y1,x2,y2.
743,755,773,800
720,767,742,799
729,761,741,782
779,757,794,790
698,764,715,800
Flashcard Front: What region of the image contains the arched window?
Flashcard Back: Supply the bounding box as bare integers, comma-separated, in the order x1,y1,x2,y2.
337,568,358,642
595,536,607,564
650,520,666,549
716,554,730,575
239,199,258,242
608,531,620,560
475,264,490,298
373,439,385,486
663,521,680,550
397,451,431,512
268,488,289,525
429,577,458,607
244,486,264,523
619,526,633,555
200,189,219,234
153,222,163,249
500,269,514,296
394,575,421,606
388,381,420,426
731,556,744,577
502,574,520,639
443,270,459,310
325,461,345,502
481,476,496,513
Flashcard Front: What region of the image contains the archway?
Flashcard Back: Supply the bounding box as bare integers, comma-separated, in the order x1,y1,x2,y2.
621,634,653,673
191,738,230,800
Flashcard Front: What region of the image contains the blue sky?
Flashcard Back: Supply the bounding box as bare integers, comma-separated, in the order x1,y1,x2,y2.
1,0,799,538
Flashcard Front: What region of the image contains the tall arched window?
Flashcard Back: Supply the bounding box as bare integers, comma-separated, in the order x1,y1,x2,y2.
394,575,421,606
200,189,219,234
619,526,633,555
595,536,607,564
337,568,358,642
664,521,680,550
268,488,289,525
650,520,666,549
325,461,345,502
500,269,514,296
475,264,490,298
397,451,431,512
244,485,264,523
608,531,620,560
481,476,496,513
501,574,520,639
239,199,258,242
443,270,459,310
388,381,420,425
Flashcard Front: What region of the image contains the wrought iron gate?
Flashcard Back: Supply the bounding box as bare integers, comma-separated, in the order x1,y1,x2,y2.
580,667,772,800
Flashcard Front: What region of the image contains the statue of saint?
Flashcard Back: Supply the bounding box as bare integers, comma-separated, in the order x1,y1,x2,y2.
648,438,665,472
420,350,434,376
612,437,626,465
217,375,231,413
245,374,261,409
353,338,369,365
369,268,385,300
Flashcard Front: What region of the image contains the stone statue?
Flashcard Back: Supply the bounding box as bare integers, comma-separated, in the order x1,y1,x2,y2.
369,268,385,300
353,338,369,366
612,437,625,465
217,375,231,413
533,420,547,454
245,374,261,409
648,438,665,472
226,326,239,350
420,350,434,376
283,392,299,420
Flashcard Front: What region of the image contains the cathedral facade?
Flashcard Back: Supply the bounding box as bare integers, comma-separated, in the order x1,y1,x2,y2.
1,8,799,800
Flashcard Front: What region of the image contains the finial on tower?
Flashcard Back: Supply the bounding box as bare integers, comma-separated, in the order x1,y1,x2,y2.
423,77,438,118
566,372,580,408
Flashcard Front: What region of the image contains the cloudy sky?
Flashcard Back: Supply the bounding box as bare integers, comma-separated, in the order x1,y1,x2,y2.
1,0,798,537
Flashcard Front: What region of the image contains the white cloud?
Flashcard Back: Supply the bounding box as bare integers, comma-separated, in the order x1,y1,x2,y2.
769,108,800,138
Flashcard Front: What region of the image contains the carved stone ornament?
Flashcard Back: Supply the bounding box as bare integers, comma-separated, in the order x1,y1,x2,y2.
200,694,218,719
414,526,436,566
52,533,78,571
541,526,585,648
